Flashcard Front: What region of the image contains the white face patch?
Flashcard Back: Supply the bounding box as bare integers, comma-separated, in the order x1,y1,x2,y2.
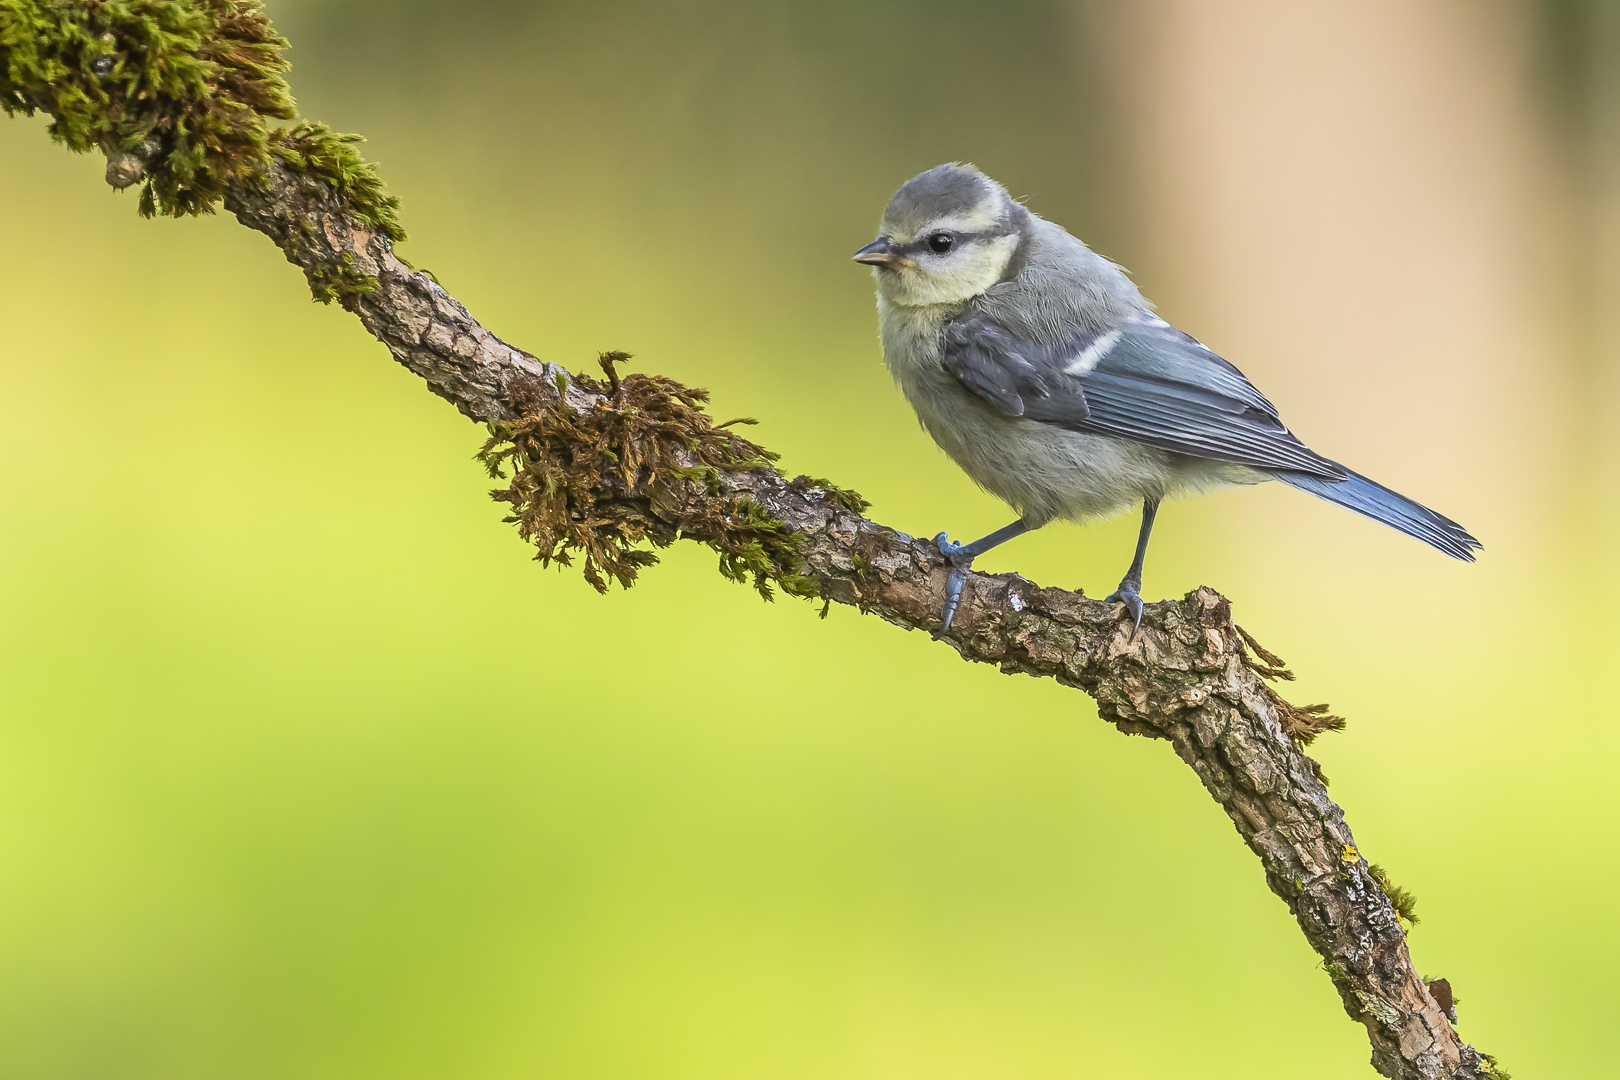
878,233,1020,307
884,191,1005,245
1063,329,1123,375
921,193,1005,237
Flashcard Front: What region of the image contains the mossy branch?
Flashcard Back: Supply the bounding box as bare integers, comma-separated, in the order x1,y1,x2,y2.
475,357,822,600
1,4,1499,1078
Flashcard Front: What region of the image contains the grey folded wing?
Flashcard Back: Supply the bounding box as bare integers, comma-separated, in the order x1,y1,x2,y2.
938,314,1345,480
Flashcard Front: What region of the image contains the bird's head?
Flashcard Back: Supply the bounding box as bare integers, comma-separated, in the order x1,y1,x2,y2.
853,163,1027,307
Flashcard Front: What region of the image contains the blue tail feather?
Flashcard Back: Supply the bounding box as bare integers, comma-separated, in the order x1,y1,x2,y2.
1272,467,1480,561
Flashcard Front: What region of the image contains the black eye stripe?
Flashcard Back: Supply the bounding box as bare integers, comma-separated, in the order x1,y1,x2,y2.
902,229,995,256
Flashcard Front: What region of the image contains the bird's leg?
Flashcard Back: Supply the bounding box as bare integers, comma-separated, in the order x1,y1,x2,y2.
934,518,1031,630
1106,497,1160,637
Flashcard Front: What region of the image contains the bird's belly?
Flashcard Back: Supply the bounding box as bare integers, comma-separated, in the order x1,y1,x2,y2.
906,379,1178,525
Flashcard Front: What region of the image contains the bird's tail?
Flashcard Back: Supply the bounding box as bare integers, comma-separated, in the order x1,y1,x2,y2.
1272,466,1481,561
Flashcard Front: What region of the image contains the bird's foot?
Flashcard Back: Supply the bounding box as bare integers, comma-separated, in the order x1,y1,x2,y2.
1105,578,1145,639
935,532,975,630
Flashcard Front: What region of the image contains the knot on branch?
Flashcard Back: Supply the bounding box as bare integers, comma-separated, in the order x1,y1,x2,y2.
101,134,161,189
476,354,832,600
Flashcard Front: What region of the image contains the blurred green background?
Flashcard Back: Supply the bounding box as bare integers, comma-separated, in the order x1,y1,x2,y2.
0,1,1614,1076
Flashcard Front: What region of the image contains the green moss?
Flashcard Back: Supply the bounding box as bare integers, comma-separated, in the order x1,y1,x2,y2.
269,121,404,241
0,1,402,248
478,360,823,602
1477,1054,1511,1079
1367,863,1420,927
303,249,378,307
788,474,871,515
0,0,295,214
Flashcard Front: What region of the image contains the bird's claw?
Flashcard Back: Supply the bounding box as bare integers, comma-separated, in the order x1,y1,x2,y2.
936,532,974,631
935,532,972,562
1105,580,1145,639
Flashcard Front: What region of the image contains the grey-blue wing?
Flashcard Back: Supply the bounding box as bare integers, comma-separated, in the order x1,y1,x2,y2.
937,317,1093,424
1081,323,1344,478
938,313,1344,480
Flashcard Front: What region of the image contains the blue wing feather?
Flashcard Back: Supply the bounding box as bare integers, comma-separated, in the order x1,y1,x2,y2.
939,313,1343,479
936,310,1481,559
934,305,1480,560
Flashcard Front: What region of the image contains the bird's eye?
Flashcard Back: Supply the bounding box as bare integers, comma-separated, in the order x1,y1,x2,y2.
927,232,956,254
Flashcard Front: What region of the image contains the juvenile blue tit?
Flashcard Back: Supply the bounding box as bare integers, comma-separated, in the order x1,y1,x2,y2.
853,163,1479,631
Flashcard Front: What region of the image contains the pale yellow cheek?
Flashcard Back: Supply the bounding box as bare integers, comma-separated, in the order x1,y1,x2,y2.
882,234,1020,307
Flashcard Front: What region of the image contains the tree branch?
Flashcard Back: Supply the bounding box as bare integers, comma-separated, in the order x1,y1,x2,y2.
0,4,1502,1077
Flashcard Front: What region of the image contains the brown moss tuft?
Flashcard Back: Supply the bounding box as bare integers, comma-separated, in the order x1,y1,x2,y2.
1235,622,1295,681
1271,695,1347,747
1234,623,1346,748
477,355,820,600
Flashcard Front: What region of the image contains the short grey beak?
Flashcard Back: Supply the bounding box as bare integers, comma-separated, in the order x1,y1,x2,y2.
852,236,899,267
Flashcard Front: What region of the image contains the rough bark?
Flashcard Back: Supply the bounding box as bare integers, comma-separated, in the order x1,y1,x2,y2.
201,161,1496,1080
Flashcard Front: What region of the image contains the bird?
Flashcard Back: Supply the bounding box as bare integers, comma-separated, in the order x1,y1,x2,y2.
852,163,1480,633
